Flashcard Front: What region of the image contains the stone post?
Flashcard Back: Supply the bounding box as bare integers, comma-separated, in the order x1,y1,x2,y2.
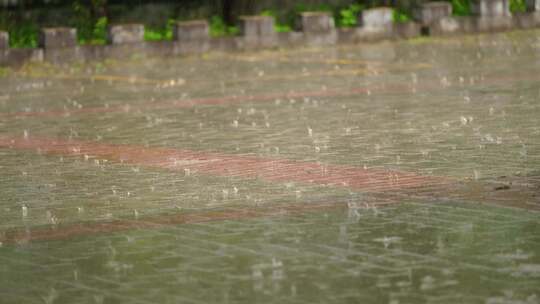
173,20,210,53
471,0,513,31
414,2,453,25
526,0,540,11
39,27,77,49
471,0,511,17
240,16,277,49
359,7,394,30
300,12,337,46
0,31,8,50
107,24,145,44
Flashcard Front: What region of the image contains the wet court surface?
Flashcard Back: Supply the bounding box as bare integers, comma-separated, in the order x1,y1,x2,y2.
1,30,540,303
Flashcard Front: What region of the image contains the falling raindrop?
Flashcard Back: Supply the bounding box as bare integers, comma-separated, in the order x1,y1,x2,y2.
21,204,28,217
473,170,481,180
42,288,59,304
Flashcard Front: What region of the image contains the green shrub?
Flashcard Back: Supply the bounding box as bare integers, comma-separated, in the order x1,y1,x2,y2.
9,23,39,48
144,19,175,41
336,4,364,27
260,10,292,33
92,16,107,44
78,16,107,45
209,15,239,37
510,0,527,13
393,10,412,23
451,0,472,16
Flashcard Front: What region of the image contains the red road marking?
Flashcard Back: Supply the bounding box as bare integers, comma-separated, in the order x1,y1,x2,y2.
0,136,448,192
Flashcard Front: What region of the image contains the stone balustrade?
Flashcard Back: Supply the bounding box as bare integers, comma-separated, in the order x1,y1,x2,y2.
300,12,337,46
240,16,277,49
414,2,453,25
173,20,210,53
2,4,540,67
527,0,540,11
107,24,145,45
360,7,394,30
471,0,511,17
39,27,77,49
0,31,8,50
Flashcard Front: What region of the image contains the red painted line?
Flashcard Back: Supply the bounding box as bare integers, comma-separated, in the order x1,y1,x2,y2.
0,136,448,192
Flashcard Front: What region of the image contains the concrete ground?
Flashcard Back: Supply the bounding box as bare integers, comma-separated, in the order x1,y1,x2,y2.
0,30,539,303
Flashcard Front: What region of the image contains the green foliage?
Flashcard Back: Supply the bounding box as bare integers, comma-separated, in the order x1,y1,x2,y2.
144,19,175,41
92,17,107,44
451,0,472,16
8,23,39,48
293,3,333,14
336,4,364,27
260,10,292,33
71,0,108,44
510,0,527,13
393,10,412,23
78,16,108,45
209,16,239,37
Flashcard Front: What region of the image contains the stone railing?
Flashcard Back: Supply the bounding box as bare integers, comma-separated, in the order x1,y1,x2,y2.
1,0,540,67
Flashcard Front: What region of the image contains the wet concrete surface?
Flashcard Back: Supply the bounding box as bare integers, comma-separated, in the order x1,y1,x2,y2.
1,30,540,303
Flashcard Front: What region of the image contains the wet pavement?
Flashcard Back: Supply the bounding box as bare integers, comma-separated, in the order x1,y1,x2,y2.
1,30,540,303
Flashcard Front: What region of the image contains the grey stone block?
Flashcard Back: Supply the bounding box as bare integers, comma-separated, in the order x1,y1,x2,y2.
337,28,357,44
471,0,511,17
277,31,305,47
429,16,477,35
300,12,337,46
476,16,513,31
359,7,394,30
512,12,539,28
107,24,144,45
393,22,422,39
209,36,241,52
173,20,210,54
414,2,453,25
240,16,277,49
39,27,77,49
174,20,209,42
300,12,335,32
0,31,8,49
526,0,540,11
0,48,43,67
431,16,461,35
